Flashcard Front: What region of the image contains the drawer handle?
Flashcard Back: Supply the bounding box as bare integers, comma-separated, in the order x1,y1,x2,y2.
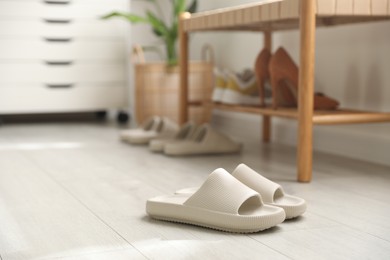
43,18,72,24
46,84,74,89
44,37,73,43
43,0,71,5
44,60,73,66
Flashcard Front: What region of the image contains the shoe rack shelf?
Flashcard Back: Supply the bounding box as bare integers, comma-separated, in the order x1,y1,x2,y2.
178,0,390,182
211,103,390,125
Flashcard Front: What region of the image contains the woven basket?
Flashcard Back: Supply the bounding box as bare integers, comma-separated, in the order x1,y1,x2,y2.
133,45,214,124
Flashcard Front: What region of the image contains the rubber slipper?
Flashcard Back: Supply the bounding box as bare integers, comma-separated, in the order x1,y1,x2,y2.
120,117,178,145
149,122,198,152
176,164,306,219
146,168,285,233
163,124,242,156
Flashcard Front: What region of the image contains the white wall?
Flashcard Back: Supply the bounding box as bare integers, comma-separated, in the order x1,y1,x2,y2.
192,0,390,166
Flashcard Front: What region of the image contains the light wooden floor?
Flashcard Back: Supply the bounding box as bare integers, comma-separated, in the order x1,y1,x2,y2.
0,122,390,260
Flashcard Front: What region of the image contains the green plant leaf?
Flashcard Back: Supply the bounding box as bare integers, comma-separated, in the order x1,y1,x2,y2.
174,0,186,16
170,23,178,40
186,0,197,13
101,12,148,24
152,28,163,37
141,0,166,22
102,2,181,65
146,10,169,37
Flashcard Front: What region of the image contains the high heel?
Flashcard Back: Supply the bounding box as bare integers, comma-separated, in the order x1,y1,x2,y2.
254,48,271,107
269,47,339,110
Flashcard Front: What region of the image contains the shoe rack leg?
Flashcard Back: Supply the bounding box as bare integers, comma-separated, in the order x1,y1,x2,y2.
262,31,272,143
179,12,191,125
297,0,316,182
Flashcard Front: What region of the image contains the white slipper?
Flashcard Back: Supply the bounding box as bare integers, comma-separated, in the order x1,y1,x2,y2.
146,168,285,233
176,164,306,219
163,124,242,156
120,117,178,145
149,122,198,152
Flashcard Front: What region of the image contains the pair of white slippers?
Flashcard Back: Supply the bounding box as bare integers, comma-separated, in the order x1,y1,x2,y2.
121,116,242,156
147,164,306,233
152,122,242,156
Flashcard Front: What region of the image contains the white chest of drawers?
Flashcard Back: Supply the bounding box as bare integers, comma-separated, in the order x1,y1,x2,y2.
0,0,129,120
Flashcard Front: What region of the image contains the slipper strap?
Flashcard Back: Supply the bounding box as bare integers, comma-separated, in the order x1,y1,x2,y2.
159,117,178,133
197,124,238,148
142,116,161,131
175,122,194,139
184,168,262,215
232,164,283,203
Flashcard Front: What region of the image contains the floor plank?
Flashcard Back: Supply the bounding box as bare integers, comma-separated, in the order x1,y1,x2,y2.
253,226,390,260
0,151,136,260
45,248,146,260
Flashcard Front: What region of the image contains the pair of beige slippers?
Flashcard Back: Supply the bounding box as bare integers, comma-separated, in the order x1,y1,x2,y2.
120,116,242,156
147,164,306,233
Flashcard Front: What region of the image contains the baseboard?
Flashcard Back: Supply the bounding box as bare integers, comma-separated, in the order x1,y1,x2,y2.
211,110,390,167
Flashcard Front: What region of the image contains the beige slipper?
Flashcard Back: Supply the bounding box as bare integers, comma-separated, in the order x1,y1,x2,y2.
120,117,178,145
176,164,306,219
149,122,198,152
146,168,285,233
164,124,242,156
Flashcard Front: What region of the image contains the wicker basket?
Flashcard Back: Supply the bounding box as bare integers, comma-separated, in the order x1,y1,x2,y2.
133,45,214,124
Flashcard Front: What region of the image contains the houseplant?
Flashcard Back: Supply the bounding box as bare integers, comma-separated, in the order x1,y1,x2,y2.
102,0,198,66
102,0,213,124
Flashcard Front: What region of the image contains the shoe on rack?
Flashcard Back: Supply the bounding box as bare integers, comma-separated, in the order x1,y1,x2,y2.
164,124,242,156
120,116,178,145
269,47,339,110
212,67,229,103
149,121,198,152
220,69,261,106
254,48,274,107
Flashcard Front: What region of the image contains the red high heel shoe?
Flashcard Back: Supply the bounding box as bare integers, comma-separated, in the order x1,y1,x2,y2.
269,47,339,110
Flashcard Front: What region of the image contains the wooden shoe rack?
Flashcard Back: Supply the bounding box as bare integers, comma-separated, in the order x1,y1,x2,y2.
178,0,390,182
